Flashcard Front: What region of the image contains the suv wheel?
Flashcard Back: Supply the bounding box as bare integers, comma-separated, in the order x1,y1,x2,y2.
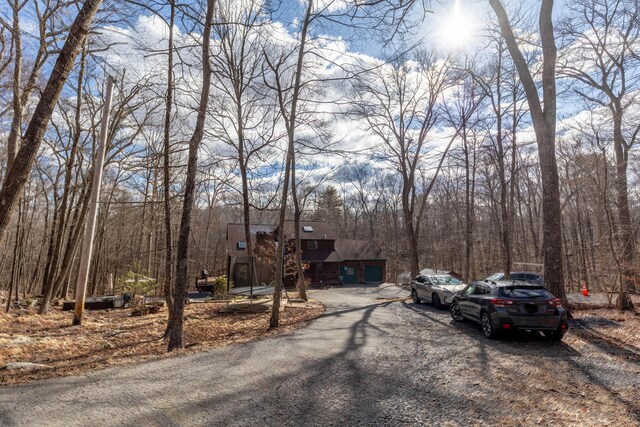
411,289,421,304
450,302,465,322
481,312,498,339
543,327,565,342
432,293,442,309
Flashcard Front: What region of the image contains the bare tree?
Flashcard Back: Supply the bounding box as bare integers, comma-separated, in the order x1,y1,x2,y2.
468,32,529,281
442,70,486,282
210,0,275,292
351,51,457,278
262,0,314,328
168,0,215,351
39,43,89,311
488,0,565,301
558,0,640,306
162,0,176,338
0,0,103,250
1,0,76,175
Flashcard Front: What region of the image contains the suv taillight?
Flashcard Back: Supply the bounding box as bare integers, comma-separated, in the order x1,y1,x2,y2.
547,298,563,308
489,298,515,307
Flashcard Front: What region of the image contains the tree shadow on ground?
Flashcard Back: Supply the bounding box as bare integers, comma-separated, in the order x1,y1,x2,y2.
569,320,640,366
402,300,580,358
3,288,637,426
124,300,495,426
563,351,640,420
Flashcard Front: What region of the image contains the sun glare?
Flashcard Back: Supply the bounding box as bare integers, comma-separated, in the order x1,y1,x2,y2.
437,1,476,51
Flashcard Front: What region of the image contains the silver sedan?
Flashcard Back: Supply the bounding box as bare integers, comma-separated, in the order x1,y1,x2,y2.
411,274,466,309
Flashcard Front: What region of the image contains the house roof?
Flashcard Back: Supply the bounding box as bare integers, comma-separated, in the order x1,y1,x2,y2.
226,223,276,258
228,221,337,240
335,239,386,261
226,223,384,263
280,221,338,240
301,249,342,263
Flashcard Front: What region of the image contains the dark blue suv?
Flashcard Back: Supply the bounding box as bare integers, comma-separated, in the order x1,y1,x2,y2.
486,271,544,286
450,280,568,340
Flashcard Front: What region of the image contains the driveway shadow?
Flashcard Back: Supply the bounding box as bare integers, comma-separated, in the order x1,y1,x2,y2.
402,301,580,358
124,298,484,426
570,319,640,366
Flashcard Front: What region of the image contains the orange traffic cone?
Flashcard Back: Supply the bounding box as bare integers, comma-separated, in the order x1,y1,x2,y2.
581,282,589,297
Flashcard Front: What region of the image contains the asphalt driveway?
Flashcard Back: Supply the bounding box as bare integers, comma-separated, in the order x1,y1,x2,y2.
1,284,638,426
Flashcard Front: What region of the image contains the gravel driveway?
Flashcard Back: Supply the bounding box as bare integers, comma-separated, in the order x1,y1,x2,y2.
1,284,638,426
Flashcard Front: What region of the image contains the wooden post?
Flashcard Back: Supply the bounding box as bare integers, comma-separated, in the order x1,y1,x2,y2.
106,273,113,295
72,76,114,325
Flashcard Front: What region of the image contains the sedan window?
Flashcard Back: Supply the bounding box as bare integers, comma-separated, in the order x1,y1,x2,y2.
464,285,476,295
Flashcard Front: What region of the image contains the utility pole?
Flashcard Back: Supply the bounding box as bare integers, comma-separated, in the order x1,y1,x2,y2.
73,75,114,326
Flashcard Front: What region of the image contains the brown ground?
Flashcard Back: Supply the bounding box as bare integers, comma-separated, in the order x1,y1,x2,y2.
0,299,324,386
570,307,640,358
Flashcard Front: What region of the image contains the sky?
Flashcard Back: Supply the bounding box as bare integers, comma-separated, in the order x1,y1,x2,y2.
5,0,637,204
81,0,633,180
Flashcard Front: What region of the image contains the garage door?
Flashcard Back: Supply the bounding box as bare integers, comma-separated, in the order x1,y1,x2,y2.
364,266,383,282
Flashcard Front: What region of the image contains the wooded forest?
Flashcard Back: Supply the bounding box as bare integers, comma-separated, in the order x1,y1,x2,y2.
0,0,638,349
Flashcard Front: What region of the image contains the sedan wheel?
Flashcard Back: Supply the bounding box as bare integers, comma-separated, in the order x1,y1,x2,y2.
481,312,498,339
450,303,465,322
411,289,421,304
432,293,442,309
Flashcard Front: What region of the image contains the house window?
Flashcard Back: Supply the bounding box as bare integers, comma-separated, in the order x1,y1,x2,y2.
302,226,314,232
237,241,247,250
347,268,355,275
306,240,318,250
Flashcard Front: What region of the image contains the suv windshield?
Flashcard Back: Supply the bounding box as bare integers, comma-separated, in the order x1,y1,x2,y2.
498,286,552,299
430,275,461,286
487,273,503,281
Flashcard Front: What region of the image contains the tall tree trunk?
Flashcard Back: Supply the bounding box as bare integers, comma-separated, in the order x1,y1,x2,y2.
42,43,88,302
147,173,158,274
40,193,60,298
240,144,258,291
463,124,477,283
0,0,104,248
612,109,636,306
272,149,293,328
401,179,419,278
39,179,91,313
492,44,512,280
168,0,215,351
269,0,313,328
5,202,22,312
489,0,565,301
291,158,307,301
162,0,176,338
6,0,23,175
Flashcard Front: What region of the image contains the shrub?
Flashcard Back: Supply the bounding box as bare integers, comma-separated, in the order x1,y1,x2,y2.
116,262,157,297
213,276,229,300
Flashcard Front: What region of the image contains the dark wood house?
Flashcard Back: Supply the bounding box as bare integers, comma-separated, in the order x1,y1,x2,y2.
335,240,386,284
226,221,386,287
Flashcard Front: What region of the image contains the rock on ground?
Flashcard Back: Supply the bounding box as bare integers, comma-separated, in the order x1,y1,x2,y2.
1,362,49,371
